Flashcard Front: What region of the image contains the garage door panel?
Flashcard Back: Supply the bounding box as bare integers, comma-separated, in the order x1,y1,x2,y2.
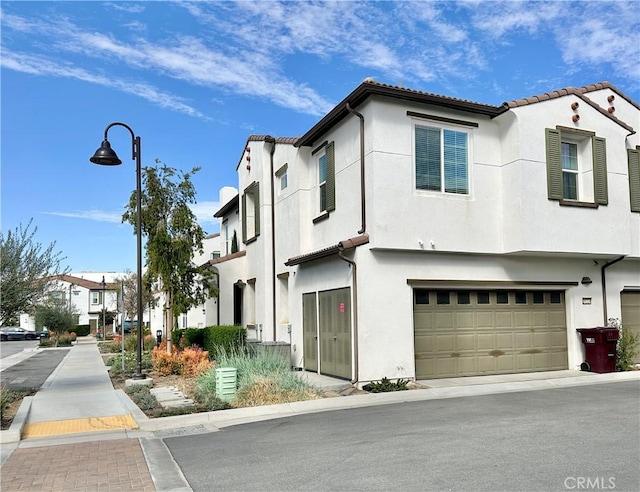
477,356,495,373
550,331,567,347
456,312,475,329
495,312,513,328
549,311,566,327
533,332,550,347
458,357,477,375
477,333,494,350
414,289,568,379
497,355,515,371
514,312,532,327
496,333,514,349
476,312,494,329
457,334,475,351
436,335,455,351
515,332,532,348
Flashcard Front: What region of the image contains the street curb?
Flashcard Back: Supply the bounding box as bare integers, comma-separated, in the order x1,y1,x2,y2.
136,370,640,433
0,396,32,444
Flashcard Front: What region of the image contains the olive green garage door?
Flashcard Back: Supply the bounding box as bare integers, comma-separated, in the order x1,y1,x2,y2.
413,289,568,379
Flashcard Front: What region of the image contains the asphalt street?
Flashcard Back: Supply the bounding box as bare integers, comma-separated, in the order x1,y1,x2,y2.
0,348,69,390
166,381,640,492
0,340,40,358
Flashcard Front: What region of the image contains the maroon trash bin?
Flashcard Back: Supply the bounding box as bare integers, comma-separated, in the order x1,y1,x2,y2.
576,327,619,373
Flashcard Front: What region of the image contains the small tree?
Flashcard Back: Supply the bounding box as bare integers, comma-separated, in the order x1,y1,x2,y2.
115,270,153,331
609,318,640,371
123,162,216,353
35,301,76,347
0,219,68,326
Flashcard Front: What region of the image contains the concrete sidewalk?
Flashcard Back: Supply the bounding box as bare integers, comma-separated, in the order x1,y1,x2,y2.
1,336,638,491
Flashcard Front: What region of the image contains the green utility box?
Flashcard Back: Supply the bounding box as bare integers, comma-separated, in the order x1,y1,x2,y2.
215,367,237,402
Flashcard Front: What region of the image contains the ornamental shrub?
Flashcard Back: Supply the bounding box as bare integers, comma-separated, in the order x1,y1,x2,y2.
609,318,640,371
203,326,246,355
74,324,91,337
363,377,410,393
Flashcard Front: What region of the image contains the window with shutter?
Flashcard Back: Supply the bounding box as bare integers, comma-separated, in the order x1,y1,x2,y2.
316,141,335,215
415,125,468,194
628,148,640,213
545,127,607,206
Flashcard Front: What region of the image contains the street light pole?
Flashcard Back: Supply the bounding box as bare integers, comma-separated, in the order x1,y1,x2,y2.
101,276,106,340
90,123,146,379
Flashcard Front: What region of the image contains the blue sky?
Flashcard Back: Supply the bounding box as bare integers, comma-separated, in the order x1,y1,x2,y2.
2,1,639,273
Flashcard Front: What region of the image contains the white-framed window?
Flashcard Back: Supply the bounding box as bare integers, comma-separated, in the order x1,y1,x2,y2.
545,127,607,205
313,142,335,216
223,221,230,255
276,163,288,194
91,291,103,305
561,141,579,200
49,291,66,305
319,152,327,211
415,125,469,195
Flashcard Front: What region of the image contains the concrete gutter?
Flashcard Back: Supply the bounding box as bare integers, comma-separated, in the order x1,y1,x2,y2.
135,370,639,434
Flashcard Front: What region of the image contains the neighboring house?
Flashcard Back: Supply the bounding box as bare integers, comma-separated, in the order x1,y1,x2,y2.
20,272,123,335
148,232,221,334
207,79,640,385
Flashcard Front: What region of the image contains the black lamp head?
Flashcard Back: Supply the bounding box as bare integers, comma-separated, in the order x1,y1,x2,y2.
90,139,122,166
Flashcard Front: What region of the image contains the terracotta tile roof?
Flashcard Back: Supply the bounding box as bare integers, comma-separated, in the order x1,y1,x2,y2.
295,78,506,147
51,274,117,290
506,81,637,133
285,234,369,266
204,250,246,267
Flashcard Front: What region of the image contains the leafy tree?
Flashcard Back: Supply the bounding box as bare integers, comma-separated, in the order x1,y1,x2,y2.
231,230,239,254
114,270,153,330
35,300,76,347
123,162,216,352
0,219,68,326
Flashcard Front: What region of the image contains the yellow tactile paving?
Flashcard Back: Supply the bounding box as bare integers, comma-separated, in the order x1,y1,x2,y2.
22,414,138,438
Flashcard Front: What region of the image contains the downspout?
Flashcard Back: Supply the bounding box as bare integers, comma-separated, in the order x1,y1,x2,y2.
338,243,359,385
346,103,366,234
265,135,277,341
213,271,220,326
601,255,626,325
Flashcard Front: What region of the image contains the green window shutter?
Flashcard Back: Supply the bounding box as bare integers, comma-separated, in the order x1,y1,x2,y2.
592,137,608,205
545,128,563,200
254,184,260,235
325,141,336,212
628,148,640,213
241,192,247,242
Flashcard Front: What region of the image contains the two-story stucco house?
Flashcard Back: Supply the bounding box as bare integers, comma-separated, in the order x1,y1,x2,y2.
20,272,122,335
208,79,640,385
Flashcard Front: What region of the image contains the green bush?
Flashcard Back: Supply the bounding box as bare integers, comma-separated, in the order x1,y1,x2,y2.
203,326,246,355
614,321,640,371
177,328,205,349
74,324,91,336
124,384,157,411
172,329,185,348
195,347,319,408
363,377,410,393
106,351,153,377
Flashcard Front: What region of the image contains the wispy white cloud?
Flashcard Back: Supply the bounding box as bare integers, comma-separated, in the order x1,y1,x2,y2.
42,201,220,227
2,0,638,117
190,201,220,226
43,210,123,223
0,51,206,118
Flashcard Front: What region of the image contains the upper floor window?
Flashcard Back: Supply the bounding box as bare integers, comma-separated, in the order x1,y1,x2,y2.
91,291,103,305
242,181,260,243
49,291,66,305
312,141,335,218
275,163,288,193
628,147,640,213
223,221,230,255
545,127,607,205
415,126,469,195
